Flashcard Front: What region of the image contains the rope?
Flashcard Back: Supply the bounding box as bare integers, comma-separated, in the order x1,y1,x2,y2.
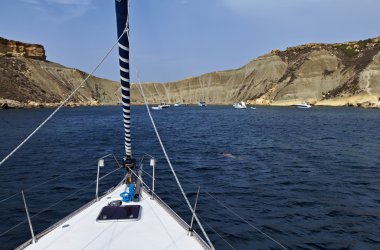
30,166,122,221
0,29,127,168
0,168,81,204
171,176,289,250
98,166,123,182
138,159,287,249
0,191,20,205
200,218,236,250
206,192,288,250
139,159,287,249
0,153,119,204
0,166,123,237
138,167,235,249
134,76,215,250
0,217,28,238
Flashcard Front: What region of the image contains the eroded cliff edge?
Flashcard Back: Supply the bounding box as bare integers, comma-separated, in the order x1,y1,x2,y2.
2,36,380,108
0,37,119,109
131,37,380,108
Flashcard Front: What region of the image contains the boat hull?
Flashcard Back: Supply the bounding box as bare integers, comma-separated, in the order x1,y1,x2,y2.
18,183,210,250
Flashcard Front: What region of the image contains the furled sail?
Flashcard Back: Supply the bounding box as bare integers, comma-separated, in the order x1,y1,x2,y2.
115,0,132,158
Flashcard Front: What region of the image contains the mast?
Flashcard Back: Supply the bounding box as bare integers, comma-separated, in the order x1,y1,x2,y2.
115,0,135,174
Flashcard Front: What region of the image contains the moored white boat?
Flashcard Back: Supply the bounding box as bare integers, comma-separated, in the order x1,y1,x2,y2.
233,101,247,109
198,101,207,107
292,102,312,108
160,103,170,108
152,102,170,110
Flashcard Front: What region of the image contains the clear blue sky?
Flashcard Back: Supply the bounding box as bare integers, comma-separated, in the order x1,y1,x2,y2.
1,0,379,83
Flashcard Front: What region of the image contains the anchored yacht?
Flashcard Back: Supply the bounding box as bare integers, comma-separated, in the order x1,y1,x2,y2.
233,101,247,109
198,101,207,107
292,102,312,108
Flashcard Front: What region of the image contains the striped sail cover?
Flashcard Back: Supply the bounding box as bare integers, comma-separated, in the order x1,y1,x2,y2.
115,0,132,157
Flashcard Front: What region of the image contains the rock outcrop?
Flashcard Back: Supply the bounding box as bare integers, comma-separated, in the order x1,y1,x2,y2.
131,37,380,108
0,37,46,60
0,37,120,108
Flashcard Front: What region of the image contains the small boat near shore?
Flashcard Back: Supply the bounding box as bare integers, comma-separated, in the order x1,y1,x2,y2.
151,102,170,110
292,102,311,108
198,101,207,107
233,101,247,109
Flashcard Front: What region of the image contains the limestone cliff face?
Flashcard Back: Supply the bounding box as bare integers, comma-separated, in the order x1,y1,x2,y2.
132,37,380,107
0,37,46,60
0,37,120,108
2,36,379,108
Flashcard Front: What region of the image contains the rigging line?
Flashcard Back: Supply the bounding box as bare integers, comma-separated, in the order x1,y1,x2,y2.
31,166,123,220
0,217,28,238
206,192,288,250
150,169,287,249
0,191,20,205
166,175,288,250
132,161,232,249
0,178,95,238
136,135,285,248
0,168,81,204
0,166,123,238
134,75,215,250
98,166,123,182
138,167,235,250
172,176,288,249
200,217,236,250
0,28,127,168
140,168,153,179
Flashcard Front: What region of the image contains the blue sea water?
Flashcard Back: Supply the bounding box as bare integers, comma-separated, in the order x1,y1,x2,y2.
0,106,379,249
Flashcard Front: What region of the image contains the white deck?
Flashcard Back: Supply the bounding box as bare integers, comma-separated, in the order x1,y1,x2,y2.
21,184,208,250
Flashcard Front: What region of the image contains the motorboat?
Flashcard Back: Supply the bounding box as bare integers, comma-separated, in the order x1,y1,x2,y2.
151,102,170,110
233,101,247,109
160,102,170,108
198,101,207,107
292,102,312,108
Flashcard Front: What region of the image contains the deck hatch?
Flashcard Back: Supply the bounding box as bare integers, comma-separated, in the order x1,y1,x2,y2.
96,205,141,222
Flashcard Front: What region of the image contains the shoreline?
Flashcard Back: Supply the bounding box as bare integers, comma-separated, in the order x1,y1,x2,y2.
2,94,380,110
1,102,379,110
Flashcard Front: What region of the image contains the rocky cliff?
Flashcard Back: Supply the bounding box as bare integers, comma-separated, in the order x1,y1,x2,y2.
0,37,120,109
0,37,46,60
2,36,380,108
131,37,380,108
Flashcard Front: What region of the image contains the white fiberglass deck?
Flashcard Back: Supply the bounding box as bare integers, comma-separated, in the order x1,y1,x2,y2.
21,184,208,250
